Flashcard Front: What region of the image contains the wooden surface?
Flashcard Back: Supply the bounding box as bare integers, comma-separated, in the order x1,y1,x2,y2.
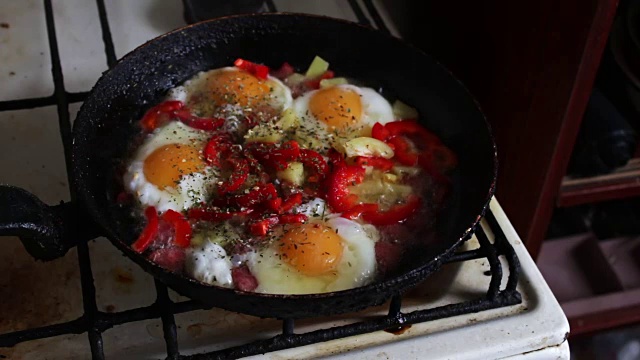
559,158,640,206
393,0,619,258
570,304,640,336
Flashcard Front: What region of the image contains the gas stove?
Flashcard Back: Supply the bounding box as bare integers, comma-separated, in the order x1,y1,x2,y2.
0,1,569,359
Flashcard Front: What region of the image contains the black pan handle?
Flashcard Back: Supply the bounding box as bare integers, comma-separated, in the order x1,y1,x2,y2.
0,185,100,261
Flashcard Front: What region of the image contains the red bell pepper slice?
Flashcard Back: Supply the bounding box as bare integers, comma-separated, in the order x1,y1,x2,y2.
204,134,232,167
266,197,283,211
249,216,280,236
218,155,250,194
371,122,391,141
280,192,303,213
188,208,253,222
173,109,225,131
161,209,192,248
341,203,379,220
387,136,418,166
385,120,438,141
132,206,159,253
355,156,395,171
278,214,308,224
248,140,301,171
361,195,422,225
304,70,335,89
299,149,329,182
234,58,270,80
242,148,270,183
205,135,250,195
268,140,301,168
326,165,366,212
140,101,184,131
271,62,295,80
232,183,278,208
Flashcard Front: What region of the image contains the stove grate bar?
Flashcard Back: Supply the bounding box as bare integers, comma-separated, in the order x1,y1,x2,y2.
0,318,85,347
0,91,88,112
347,0,372,26
487,211,522,294
361,0,390,34
44,0,106,358
96,0,118,68
476,224,503,299
155,281,181,359
0,2,523,359
265,0,277,13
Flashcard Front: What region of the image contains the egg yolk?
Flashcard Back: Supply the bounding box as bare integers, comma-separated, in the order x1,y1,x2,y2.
207,70,271,108
308,86,362,130
143,144,205,189
280,223,344,276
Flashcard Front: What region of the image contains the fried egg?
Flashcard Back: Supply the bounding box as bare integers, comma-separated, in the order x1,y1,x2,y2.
167,67,293,118
246,217,378,294
124,121,218,212
292,84,394,150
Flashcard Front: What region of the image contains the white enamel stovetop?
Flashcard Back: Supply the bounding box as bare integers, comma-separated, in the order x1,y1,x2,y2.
0,1,569,359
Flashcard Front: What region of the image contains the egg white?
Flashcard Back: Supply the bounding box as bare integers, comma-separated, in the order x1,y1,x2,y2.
123,121,218,213
246,217,378,294
185,240,233,288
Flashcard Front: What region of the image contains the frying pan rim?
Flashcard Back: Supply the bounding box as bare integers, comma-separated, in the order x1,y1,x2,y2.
72,12,498,302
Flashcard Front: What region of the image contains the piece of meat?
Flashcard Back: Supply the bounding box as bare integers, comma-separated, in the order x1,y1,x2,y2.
375,241,403,275
149,246,186,273
232,266,258,292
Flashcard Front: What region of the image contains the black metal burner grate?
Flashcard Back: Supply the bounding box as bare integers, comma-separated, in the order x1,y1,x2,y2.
0,1,522,359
